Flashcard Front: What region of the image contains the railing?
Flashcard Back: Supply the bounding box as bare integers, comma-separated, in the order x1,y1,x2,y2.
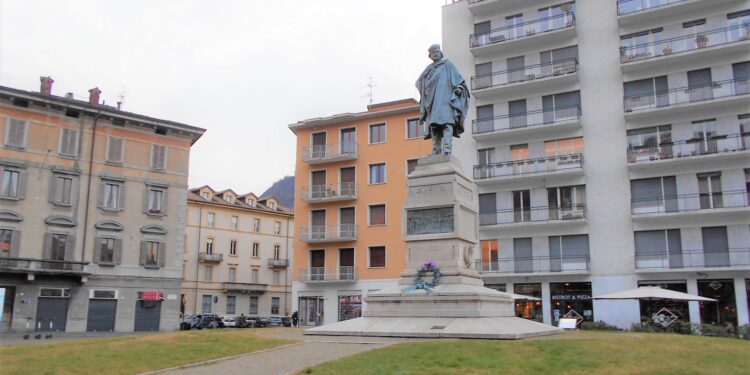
470,13,576,48
631,190,749,215
621,25,750,64
475,255,590,274
480,205,586,226
624,78,750,112
300,183,358,202
472,59,578,90
0,257,88,274
627,134,749,163
635,248,750,270
473,153,583,181
198,252,223,262
300,224,358,242
299,267,358,282
267,258,290,268
223,282,268,293
617,0,688,16
473,106,580,135
301,142,358,163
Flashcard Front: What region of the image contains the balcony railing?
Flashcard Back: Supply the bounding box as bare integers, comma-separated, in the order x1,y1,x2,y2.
300,183,358,202
475,255,590,274
631,190,749,215
480,205,586,226
624,78,750,113
635,248,750,270
267,258,290,268
473,106,580,135
223,282,268,294
198,252,223,263
301,142,358,163
300,224,358,242
617,0,688,16
0,257,89,275
473,153,583,181
470,13,576,48
299,267,358,282
472,59,578,91
627,134,749,163
621,25,750,64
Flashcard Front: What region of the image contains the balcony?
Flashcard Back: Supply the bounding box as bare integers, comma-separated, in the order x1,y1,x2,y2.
467,0,551,16
635,248,750,272
631,190,749,228
473,153,584,185
0,257,90,278
475,255,590,276
300,224,358,243
472,106,580,141
198,252,223,263
623,79,750,121
627,134,750,169
621,25,750,73
480,205,586,229
300,183,358,204
470,13,576,57
617,0,737,27
471,59,578,99
223,282,268,294
301,142,358,165
267,258,290,268
299,266,358,283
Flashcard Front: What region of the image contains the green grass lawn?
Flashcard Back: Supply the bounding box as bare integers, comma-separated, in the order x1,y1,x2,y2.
0,329,294,375
303,331,750,375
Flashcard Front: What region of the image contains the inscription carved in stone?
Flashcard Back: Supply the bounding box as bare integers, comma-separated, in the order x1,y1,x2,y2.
408,183,451,197
406,207,454,235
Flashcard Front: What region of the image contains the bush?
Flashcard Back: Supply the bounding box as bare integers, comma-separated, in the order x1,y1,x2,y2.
580,321,621,331
737,325,750,340
700,324,736,338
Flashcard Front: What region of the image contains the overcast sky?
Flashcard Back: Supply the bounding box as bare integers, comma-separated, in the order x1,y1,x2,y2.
0,0,445,195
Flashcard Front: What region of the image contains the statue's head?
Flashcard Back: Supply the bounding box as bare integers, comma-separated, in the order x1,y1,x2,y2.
428,44,443,62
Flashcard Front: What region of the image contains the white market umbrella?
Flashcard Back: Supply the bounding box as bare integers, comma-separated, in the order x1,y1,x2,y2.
510,293,540,301
593,286,716,302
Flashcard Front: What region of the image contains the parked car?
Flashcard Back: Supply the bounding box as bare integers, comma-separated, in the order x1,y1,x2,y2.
192,314,224,329
265,317,291,327
234,315,251,328
180,315,194,330
246,317,267,328
222,315,236,328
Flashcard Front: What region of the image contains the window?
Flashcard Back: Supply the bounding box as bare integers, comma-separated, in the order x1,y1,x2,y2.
58,128,78,157
273,244,281,260
97,237,116,264
627,125,672,162
548,234,590,272
369,163,386,184
229,267,237,282
50,174,74,206
251,269,259,283
252,242,259,257
205,238,214,254
406,118,423,139
249,296,259,315
230,240,237,256
247,199,255,207
205,265,213,281
207,212,215,227
698,172,722,209
106,137,124,163
225,195,233,204
369,204,386,225
253,218,261,232
202,295,212,313
4,118,27,149
634,229,682,269
201,191,209,200
274,221,281,235
99,180,123,210
231,216,238,230
728,10,750,42
407,159,418,175
631,176,677,214
510,144,528,160
226,296,236,315
544,137,584,156
369,246,386,268
0,229,15,257
45,233,70,262
273,271,280,285
0,168,21,199
145,187,166,215
150,144,167,171
369,123,386,144
271,297,280,315
269,201,276,210
620,29,662,62
141,241,161,268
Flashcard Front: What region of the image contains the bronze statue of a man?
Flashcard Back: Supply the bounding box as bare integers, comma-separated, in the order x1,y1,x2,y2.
416,44,470,155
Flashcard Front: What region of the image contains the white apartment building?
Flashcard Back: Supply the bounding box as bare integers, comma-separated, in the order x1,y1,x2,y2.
443,0,750,329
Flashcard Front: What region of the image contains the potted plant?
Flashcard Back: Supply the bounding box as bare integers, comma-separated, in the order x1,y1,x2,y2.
620,46,630,63
696,34,708,48
526,28,536,36
662,46,672,55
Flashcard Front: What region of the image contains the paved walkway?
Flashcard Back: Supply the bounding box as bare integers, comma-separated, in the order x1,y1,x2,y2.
158,329,412,375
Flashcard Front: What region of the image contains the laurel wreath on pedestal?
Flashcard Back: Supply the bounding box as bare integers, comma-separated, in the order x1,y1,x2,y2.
405,259,442,294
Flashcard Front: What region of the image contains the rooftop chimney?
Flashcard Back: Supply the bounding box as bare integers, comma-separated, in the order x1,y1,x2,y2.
88,87,101,105
40,76,54,95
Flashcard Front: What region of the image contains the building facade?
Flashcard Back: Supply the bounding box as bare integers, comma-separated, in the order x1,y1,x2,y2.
0,78,205,332
443,0,749,328
289,99,431,326
182,186,294,318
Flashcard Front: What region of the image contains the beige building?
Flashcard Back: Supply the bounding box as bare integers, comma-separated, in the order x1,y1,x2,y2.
0,77,205,333
183,186,294,318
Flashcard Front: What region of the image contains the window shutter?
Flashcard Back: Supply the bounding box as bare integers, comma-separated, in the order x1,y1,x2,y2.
118,183,126,210
64,235,76,261
142,188,150,213
9,230,21,257
97,181,105,208
139,241,147,266
158,242,166,268
42,233,53,260
17,170,27,200
93,237,102,264
48,174,58,203
114,239,123,264
162,190,168,216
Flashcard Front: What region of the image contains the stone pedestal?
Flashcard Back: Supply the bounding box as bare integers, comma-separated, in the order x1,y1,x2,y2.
305,155,562,339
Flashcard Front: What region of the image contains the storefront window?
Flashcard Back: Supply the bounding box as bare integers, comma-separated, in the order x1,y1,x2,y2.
338,295,362,322
0,287,14,326
299,296,324,326
514,283,543,322
550,282,592,326
698,279,737,327
638,281,689,325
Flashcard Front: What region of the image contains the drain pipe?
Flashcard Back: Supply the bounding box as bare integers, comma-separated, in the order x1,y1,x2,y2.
193,206,203,314
80,110,101,262
284,216,291,316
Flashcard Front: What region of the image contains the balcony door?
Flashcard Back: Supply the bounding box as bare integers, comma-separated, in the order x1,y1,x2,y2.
311,210,326,239
339,207,355,238
513,190,530,222
340,167,355,196
311,170,327,199
311,132,327,159
339,248,354,280
514,238,533,273
508,100,527,129
687,68,713,102
475,62,493,90
310,250,325,281
548,185,586,220
476,148,494,179
543,91,580,123
479,193,497,226
505,14,524,39
732,61,750,95
507,56,525,84
341,128,356,155
702,227,729,267
698,172,722,209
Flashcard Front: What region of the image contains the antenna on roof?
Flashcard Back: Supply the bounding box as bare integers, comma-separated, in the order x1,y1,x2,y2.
362,76,375,105
117,87,127,110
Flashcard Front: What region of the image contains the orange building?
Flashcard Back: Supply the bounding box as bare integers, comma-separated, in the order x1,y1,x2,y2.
289,99,430,326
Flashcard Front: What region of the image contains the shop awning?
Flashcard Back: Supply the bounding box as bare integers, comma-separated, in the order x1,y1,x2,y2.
140,291,164,301
510,293,541,301
593,286,716,302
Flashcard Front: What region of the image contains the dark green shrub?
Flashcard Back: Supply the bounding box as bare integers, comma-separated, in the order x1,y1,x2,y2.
581,320,621,331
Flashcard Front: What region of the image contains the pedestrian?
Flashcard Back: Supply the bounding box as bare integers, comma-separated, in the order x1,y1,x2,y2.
291,311,298,327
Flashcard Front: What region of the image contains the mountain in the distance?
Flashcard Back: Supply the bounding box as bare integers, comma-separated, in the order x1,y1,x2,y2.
261,176,295,209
